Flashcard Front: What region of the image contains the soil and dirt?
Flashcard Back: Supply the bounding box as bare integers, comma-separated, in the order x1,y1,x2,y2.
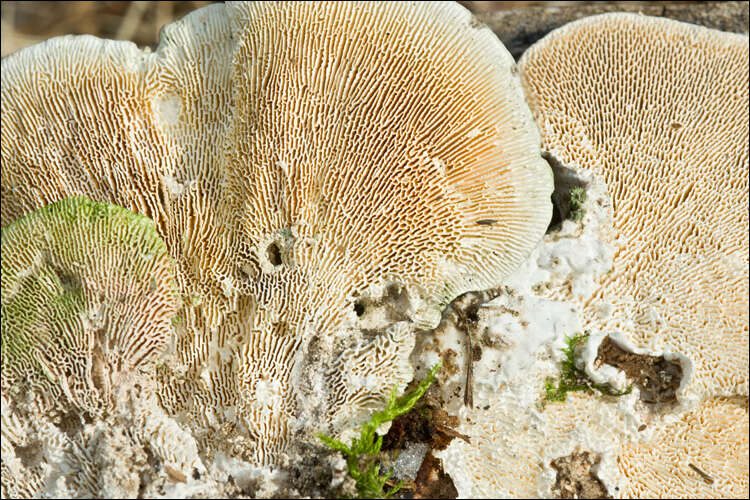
378,383,469,499
596,336,683,405
550,450,610,499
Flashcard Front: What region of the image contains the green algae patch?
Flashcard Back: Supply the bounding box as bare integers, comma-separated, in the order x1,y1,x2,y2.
1,196,178,413
568,187,587,223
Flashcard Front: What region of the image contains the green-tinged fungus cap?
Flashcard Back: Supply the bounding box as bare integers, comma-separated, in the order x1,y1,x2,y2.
1,196,178,415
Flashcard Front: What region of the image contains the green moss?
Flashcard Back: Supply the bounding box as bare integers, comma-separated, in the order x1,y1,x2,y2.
569,187,587,222
318,362,442,499
543,334,631,405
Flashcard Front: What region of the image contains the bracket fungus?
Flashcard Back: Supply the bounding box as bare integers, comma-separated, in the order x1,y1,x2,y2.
1,0,553,473
413,12,748,499
1,196,178,416
0,196,200,497
519,13,749,399
617,396,749,498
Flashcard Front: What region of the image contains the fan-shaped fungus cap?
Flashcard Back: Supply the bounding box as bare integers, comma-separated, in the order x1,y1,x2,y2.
222,1,552,325
1,1,552,465
519,13,749,398
0,8,236,304
1,196,178,415
220,2,552,458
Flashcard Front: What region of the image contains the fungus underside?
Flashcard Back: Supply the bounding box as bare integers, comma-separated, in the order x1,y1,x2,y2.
318,361,442,499
543,333,631,404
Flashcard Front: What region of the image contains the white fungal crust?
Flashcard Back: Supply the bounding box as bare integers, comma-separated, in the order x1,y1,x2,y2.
424,285,637,498
519,13,750,398
1,1,553,467
438,391,634,498
1,389,207,499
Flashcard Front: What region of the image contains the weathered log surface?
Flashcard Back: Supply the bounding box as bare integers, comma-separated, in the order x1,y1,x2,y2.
474,1,749,60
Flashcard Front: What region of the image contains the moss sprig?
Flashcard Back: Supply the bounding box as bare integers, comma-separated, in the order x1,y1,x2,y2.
543,334,631,404
318,361,442,499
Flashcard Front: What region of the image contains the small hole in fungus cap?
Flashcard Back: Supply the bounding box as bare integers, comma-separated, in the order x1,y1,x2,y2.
267,242,282,266
353,301,365,317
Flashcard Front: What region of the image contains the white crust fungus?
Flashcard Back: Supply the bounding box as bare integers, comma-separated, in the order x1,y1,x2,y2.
1,0,552,474
422,283,637,498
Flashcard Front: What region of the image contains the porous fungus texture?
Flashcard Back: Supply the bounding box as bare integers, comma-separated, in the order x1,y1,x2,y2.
0,197,207,498
617,396,749,498
1,196,178,416
1,1,552,467
426,288,748,499
519,13,749,399
417,138,747,497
